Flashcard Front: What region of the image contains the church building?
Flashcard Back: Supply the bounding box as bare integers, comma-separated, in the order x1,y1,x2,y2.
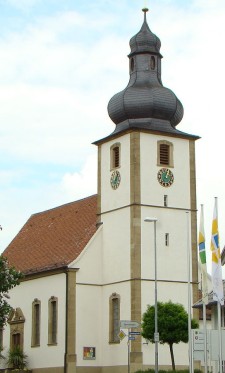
1,9,199,373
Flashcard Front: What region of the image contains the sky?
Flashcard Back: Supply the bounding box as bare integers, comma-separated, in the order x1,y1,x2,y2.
0,0,225,276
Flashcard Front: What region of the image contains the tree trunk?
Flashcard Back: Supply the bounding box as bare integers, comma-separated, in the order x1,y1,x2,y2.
169,342,176,370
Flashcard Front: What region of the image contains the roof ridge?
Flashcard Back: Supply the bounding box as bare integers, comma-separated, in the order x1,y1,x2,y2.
30,194,97,218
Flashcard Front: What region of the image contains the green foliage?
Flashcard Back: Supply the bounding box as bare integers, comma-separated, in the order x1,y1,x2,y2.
142,301,198,345
142,301,199,370
7,346,28,369
0,255,23,328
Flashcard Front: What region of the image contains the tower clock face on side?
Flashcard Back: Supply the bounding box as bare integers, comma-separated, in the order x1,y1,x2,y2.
157,168,174,187
110,170,121,190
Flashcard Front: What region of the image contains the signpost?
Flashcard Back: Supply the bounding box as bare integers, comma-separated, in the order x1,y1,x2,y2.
119,321,141,373
129,331,141,336
120,320,140,329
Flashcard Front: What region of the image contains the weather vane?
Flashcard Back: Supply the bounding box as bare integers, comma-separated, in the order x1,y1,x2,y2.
142,0,149,19
142,0,149,11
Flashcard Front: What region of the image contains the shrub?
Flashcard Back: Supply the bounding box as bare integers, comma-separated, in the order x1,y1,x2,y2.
7,346,28,369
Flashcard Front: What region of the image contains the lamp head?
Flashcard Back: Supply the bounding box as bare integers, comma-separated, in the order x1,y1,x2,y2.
144,217,158,222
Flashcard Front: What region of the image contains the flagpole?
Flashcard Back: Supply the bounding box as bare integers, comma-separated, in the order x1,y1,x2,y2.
215,198,222,373
198,204,208,373
202,301,207,373
217,300,222,373
186,212,193,373
211,197,224,373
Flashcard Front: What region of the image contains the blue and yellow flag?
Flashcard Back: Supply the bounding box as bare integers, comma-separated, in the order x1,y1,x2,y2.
211,198,224,305
198,204,208,304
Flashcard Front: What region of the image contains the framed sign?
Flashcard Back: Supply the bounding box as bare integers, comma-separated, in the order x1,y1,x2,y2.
83,347,96,360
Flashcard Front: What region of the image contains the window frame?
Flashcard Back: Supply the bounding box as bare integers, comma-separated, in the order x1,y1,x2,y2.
109,293,120,344
110,143,121,170
7,308,25,351
31,299,41,347
48,296,58,346
165,233,169,247
164,195,168,207
157,140,174,167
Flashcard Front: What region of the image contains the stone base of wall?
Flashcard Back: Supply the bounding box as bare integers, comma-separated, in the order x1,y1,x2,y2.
22,364,191,373
32,368,63,373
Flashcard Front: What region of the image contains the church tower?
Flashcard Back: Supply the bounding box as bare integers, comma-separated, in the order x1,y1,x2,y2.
94,9,199,370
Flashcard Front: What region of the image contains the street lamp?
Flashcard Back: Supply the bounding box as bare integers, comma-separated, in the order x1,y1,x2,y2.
144,217,158,373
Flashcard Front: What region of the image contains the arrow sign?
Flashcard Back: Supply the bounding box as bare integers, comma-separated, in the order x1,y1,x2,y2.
120,320,140,329
129,336,136,340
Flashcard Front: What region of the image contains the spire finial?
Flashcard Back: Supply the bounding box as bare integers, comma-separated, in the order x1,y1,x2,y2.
142,7,149,22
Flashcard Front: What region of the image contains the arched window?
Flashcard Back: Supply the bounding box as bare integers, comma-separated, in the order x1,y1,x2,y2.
109,293,120,343
48,297,58,345
150,56,156,70
110,143,121,169
32,299,41,347
130,57,135,72
12,332,21,348
157,140,174,167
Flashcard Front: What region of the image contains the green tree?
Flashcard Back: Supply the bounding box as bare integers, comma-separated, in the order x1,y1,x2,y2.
0,255,23,328
142,301,198,370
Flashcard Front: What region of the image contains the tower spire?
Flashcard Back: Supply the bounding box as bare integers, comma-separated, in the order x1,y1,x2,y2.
142,6,149,22
107,11,184,136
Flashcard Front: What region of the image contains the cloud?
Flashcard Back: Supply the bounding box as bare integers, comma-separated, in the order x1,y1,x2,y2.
61,154,97,200
1,0,225,265
0,154,97,251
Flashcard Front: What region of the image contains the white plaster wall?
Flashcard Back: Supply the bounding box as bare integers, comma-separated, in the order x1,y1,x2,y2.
141,206,191,282
101,208,131,283
76,285,102,366
1,273,66,370
100,134,130,213
142,281,191,367
101,282,131,367
140,133,191,208
72,208,131,286
76,281,131,367
71,227,103,284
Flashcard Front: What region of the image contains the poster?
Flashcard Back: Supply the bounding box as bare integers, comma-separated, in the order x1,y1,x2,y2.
83,347,96,360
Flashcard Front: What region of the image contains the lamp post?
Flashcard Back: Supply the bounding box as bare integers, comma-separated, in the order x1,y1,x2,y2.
144,217,158,373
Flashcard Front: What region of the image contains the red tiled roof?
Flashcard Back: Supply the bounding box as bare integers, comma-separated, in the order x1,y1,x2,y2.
3,195,98,275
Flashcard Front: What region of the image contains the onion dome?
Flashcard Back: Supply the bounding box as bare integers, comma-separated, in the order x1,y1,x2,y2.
129,9,161,56
107,9,184,136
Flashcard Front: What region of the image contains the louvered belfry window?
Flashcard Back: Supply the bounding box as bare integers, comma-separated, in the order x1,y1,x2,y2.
113,146,120,168
160,143,169,165
111,143,121,170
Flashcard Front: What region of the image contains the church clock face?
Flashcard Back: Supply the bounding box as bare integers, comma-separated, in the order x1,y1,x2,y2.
110,170,121,190
157,168,174,187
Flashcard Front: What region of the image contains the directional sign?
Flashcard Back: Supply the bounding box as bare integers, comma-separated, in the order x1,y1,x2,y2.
129,336,136,340
120,320,140,329
129,331,141,336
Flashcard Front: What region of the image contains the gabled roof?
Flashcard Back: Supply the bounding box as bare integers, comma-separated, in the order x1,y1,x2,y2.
3,195,98,275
